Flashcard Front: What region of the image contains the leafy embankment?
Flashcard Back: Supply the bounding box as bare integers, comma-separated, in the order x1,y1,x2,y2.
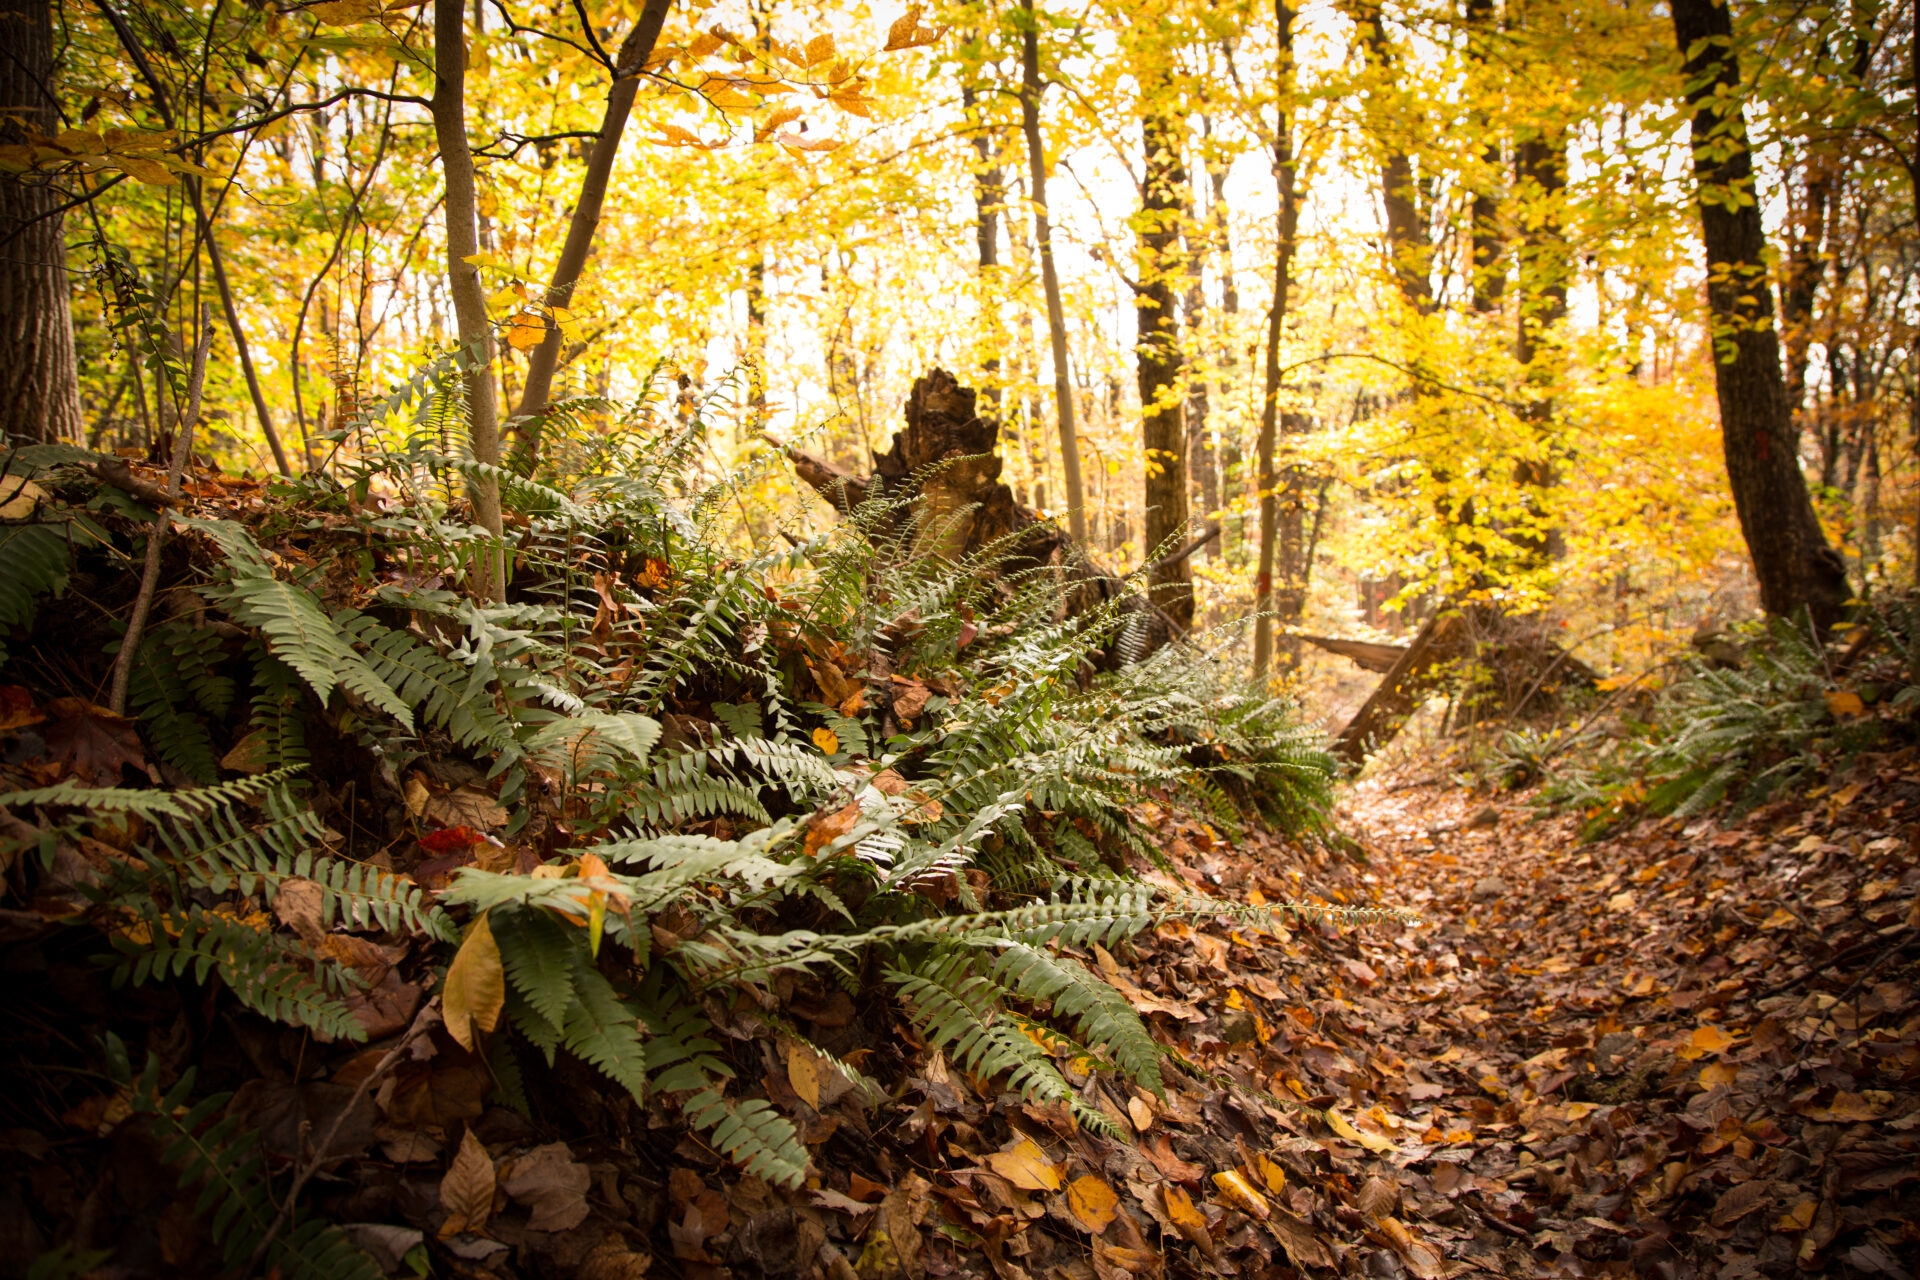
0,382,1384,1280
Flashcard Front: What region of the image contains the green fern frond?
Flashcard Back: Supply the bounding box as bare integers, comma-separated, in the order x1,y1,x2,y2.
884,949,1073,1107
113,908,366,1042
0,523,71,669
562,956,650,1099
683,1088,809,1188
987,940,1162,1095
490,904,577,1034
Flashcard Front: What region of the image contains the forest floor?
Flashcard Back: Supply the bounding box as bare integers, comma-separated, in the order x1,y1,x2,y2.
1212,761,1920,1280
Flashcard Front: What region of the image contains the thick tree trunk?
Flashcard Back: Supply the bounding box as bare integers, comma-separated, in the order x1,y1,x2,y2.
1670,0,1849,627
1252,0,1302,678
433,0,505,601
1137,107,1192,631
0,0,82,447
1020,0,1088,547
512,0,671,460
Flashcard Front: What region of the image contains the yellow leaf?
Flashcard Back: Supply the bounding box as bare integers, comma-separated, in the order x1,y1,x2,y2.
1776,1199,1817,1232
549,306,583,344
1759,907,1797,930
1699,1062,1738,1088
0,479,45,519
443,912,504,1051
776,132,843,155
828,85,875,118
653,123,715,148
1826,690,1865,717
1675,1025,1738,1061
1065,1174,1119,1233
705,86,757,112
1249,1150,1287,1196
1127,1095,1153,1132
504,312,546,352
804,33,836,67
53,129,107,155
1326,1108,1396,1154
756,103,804,142
786,1040,823,1109
812,726,840,755
1160,1184,1214,1256
309,0,382,23
1212,1170,1270,1220
462,252,500,267
114,155,178,186
984,1137,1060,1192
688,30,724,57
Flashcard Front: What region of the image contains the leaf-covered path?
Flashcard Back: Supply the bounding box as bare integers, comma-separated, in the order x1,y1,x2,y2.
1247,768,1920,1280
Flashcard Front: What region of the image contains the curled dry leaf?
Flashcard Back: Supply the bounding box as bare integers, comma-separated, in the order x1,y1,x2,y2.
437,1129,496,1238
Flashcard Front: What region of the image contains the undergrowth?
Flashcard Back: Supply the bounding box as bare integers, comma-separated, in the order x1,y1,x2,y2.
0,355,1377,1272
1495,605,1920,839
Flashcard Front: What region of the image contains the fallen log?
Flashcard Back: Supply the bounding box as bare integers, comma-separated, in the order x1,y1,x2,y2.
778,369,1181,666
1298,633,1408,674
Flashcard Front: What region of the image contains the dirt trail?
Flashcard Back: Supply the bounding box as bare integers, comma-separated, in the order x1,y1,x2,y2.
1300,768,1920,1280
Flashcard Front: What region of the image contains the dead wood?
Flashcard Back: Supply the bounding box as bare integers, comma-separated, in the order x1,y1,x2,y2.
1298,633,1408,674
780,368,1180,665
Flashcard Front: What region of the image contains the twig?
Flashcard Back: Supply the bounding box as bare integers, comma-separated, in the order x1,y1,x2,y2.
247,1001,441,1275
1136,523,1221,576
106,314,212,716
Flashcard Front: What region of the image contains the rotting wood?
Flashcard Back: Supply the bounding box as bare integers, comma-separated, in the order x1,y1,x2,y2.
1298,634,1407,674
778,368,1179,667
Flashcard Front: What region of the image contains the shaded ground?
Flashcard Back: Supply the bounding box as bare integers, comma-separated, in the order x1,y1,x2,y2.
5,757,1917,1280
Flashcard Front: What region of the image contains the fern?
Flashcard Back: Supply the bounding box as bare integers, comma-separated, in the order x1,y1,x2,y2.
685,1088,810,1187
987,939,1163,1095
340,610,521,757
128,618,233,783
113,907,366,1042
885,948,1074,1107
246,646,310,770
108,1038,384,1280
0,523,70,668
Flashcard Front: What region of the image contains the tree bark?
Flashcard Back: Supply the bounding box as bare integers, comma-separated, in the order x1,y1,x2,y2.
512,0,671,461
1136,106,1193,631
1670,0,1849,627
781,369,1177,665
961,83,1004,409
433,0,505,601
1353,5,1431,314
1513,128,1567,563
1020,0,1088,547
1465,0,1504,314
0,0,82,447
1252,0,1302,678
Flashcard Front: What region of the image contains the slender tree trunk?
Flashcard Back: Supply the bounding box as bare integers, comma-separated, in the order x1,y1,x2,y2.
433,0,505,601
1020,0,1087,546
1182,121,1219,564
512,0,669,462
1513,129,1567,563
1353,4,1431,314
1137,105,1193,630
1781,152,1831,455
195,192,292,475
962,83,1005,410
1671,0,1848,627
1251,0,1301,678
1466,0,1504,314
0,0,82,446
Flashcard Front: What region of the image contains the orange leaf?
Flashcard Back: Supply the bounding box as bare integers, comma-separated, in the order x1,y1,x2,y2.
1065,1174,1119,1233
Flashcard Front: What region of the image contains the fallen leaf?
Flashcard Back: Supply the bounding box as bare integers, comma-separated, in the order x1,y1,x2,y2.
1127,1094,1154,1131
787,1040,823,1109
804,800,861,857
1326,1108,1396,1153
219,728,274,774
984,1137,1061,1192
42,698,149,783
272,877,326,945
425,785,509,830
442,912,504,1051
438,1129,496,1238
890,676,931,722
1065,1174,1119,1233
1160,1183,1216,1262
1212,1169,1270,1219
1826,690,1865,717
500,1142,591,1232
812,726,840,755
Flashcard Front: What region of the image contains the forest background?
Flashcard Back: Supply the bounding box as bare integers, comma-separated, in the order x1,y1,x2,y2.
3,0,1917,726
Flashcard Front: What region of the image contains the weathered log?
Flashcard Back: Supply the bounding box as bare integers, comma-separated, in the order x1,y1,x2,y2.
1333,609,1597,767
781,369,1178,665
1298,634,1408,674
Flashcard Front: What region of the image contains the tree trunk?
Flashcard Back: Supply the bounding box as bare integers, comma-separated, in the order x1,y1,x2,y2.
962,83,1005,409
1251,0,1302,678
433,0,505,601
1513,128,1567,563
1465,0,1504,315
1780,151,1831,452
512,0,672,461
1181,130,1217,562
1670,0,1849,627
1136,106,1192,631
0,0,82,447
1020,0,1088,547
1352,5,1430,314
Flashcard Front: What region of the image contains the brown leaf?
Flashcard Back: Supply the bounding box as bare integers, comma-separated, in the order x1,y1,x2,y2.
272,877,326,945
437,1129,496,1238
889,676,931,722
500,1142,591,1233
42,698,149,783
1374,1217,1445,1280
1710,1180,1773,1228
425,784,509,830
